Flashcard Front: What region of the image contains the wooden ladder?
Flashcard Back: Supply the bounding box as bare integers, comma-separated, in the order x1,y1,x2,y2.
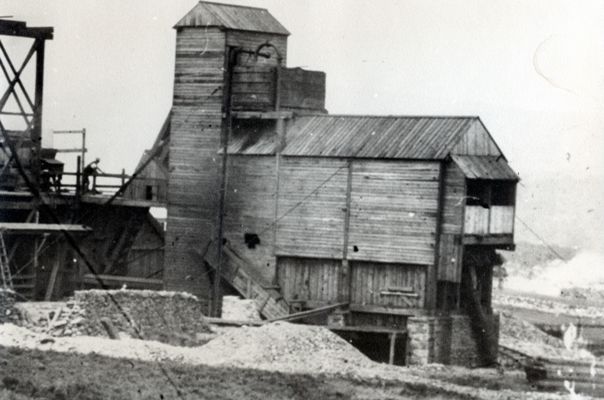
201,246,290,319
0,230,13,289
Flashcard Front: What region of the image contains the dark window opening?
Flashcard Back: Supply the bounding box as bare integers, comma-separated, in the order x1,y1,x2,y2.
466,180,515,207
491,181,515,206
466,180,489,207
244,233,260,249
145,185,154,200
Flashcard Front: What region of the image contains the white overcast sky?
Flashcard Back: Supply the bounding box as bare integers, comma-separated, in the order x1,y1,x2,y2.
3,0,604,248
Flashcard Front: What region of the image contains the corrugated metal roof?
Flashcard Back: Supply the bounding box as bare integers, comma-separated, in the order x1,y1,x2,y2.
225,115,479,159
175,1,290,35
452,155,519,181
281,115,475,159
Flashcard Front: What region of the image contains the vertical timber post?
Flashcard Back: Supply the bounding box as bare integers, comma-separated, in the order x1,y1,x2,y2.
213,46,239,318
31,38,45,190
339,160,353,304
428,161,446,309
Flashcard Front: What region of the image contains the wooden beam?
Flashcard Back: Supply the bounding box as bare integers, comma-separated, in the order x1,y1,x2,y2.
428,161,446,309
81,273,162,287
339,160,353,303
389,332,398,364
462,234,514,246
232,110,293,120
0,223,91,234
267,302,349,323
31,38,45,187
349,304,427,316
0,20,53,40
328,325,407,334
44,242,63,300
205,317,265,327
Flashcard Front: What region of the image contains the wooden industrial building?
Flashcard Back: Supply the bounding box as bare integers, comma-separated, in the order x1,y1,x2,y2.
161,2,519,365
0,3,519,366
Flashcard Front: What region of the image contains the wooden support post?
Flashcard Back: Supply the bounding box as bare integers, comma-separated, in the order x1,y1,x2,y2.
246,277,252,298
339,160,353,303
389,332,398,364
45,241,63,301
31,38,45,188
428,161,446,309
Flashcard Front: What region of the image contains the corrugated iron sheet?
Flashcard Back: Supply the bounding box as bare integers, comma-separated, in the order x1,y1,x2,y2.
281,115,475,159
452,155,519,181
227,115,476,159
175,1,290,35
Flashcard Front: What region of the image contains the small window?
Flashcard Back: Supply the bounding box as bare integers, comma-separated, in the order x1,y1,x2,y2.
466,180,489,207
145,185,154,200
491,181,515,206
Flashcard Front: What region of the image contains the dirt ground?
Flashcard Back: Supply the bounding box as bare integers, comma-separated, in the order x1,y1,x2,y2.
0,345,569,400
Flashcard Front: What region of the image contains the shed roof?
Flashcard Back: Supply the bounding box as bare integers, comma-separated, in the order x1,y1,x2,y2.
228,115,492,160
175,1,289,35
452,155,519,181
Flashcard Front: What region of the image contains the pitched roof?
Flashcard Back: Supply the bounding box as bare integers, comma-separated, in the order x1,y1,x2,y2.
228,114,494,160
175,1,289,35
452,155,519,181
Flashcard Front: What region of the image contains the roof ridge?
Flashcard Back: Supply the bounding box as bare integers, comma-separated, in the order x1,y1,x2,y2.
299,114,480,119
198,1,269,11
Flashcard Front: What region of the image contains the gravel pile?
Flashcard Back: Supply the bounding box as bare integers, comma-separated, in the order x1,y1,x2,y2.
196,321,375,375
221,295,261,321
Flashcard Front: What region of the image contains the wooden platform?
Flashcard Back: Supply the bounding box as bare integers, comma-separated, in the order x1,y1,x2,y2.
0,223,91,234
0,190,162,209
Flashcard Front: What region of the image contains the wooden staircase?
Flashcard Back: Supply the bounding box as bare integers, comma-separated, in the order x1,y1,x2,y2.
201,245,289,319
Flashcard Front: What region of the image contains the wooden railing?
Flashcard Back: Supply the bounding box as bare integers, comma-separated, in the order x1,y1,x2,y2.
465,205,514,235
49,171,166,203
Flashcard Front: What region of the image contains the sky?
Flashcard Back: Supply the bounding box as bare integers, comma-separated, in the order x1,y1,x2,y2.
2,0,603,248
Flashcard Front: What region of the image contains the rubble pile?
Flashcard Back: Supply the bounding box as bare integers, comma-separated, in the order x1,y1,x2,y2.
0,289,18,324
15,300,87,336
221,295,261,321
196,321,375,375
73,289,212,345
13,290,213,346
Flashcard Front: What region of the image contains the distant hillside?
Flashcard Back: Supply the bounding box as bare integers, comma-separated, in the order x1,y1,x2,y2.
498,242,576,279
514,174,604,251
498,242,604,296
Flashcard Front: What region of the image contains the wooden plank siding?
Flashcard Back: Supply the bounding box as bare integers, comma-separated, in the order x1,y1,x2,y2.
275,157,348,259
224,155,277,284
451,120,501,156
489,206,514,234
165,27,226,297
278,257,341,304
231,66,326,112
350,261,425,308
347,160,440,265
225,31,287,66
